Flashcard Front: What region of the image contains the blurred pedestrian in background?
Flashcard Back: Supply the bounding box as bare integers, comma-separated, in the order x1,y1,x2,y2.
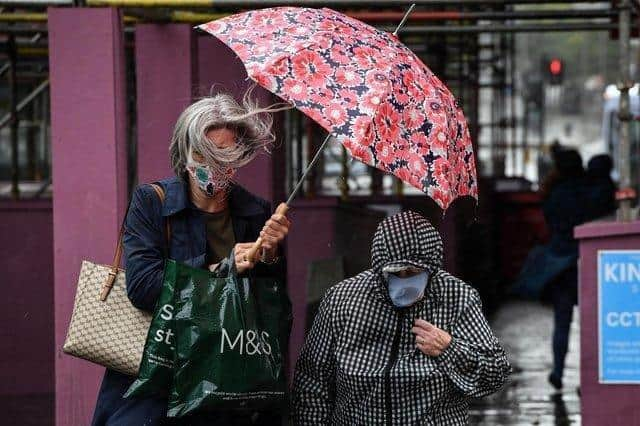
586,154,617,220
517,148,618,390
292,211,511,424
541,148,590,390
92,92,291,426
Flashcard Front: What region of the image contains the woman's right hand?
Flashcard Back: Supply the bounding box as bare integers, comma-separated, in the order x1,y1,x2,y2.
234,242,257,274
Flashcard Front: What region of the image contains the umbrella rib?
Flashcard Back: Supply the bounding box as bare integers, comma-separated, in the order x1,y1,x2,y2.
286,133,332,206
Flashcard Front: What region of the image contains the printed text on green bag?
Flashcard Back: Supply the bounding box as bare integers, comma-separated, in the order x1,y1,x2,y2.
220,329,272,355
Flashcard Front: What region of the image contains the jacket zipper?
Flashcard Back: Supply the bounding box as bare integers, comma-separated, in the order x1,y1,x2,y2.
384,310,403,426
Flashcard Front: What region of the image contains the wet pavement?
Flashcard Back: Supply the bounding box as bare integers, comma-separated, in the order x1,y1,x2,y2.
1,300,580,426
470,301,581,425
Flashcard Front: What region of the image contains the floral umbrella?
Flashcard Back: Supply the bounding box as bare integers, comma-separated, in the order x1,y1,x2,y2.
199,6,477,210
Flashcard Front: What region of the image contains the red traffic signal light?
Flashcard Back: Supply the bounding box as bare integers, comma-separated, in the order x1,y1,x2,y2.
545,58,564,85
549,58,563,75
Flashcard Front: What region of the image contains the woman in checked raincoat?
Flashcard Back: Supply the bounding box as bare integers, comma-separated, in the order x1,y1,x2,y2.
292,211,511,425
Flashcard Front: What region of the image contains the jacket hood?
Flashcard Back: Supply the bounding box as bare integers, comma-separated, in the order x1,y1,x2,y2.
371,211,444,276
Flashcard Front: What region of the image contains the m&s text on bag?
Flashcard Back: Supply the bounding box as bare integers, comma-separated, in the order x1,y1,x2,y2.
220,328,272,355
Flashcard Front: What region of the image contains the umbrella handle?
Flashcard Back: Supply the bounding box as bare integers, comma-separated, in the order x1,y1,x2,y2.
245,202,290,263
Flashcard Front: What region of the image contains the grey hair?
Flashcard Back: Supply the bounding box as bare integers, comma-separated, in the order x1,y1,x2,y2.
169,88,289,176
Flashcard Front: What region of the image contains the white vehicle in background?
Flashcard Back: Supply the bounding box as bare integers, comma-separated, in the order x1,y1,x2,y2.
602,83,640,184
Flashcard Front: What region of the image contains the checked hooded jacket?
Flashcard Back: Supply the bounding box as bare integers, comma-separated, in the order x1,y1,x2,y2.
292,211,511,425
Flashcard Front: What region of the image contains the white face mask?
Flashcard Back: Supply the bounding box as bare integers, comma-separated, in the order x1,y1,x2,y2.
387,271,429,308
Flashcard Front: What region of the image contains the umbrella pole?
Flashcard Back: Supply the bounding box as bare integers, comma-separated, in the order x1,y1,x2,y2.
244,133,332,262
286,133,332,205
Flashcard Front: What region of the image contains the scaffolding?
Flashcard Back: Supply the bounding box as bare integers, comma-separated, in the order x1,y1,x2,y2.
0,1,638,202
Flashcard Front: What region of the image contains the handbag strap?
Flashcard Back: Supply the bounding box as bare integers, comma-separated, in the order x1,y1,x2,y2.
149,184,172,251
99,183,171,301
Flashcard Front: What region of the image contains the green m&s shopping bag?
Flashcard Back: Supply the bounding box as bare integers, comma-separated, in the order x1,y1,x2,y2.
124,260,179,398
167,252,292,417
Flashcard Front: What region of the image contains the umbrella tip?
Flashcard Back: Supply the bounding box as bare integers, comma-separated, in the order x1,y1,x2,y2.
392,3,416,37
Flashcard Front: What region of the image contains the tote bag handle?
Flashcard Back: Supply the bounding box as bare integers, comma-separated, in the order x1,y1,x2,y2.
99,184,171,301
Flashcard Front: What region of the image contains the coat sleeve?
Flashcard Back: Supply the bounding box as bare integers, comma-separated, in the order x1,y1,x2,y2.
436,290,511,398
250,203,287,281
122,185,166,312
292,288,337,425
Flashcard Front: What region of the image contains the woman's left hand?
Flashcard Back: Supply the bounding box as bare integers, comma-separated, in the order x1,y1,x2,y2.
412,319,452,357
259,212,292,259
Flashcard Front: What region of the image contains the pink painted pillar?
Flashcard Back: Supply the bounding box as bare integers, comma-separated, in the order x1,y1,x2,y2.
49,8,128,426
198,36,285,203
136,24,198,183
286,199,338,376
575,221,640,425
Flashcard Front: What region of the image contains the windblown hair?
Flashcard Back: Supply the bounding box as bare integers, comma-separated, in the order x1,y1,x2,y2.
169,87,289,176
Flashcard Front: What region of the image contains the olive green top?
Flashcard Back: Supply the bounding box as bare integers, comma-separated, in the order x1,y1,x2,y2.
203,209,236,266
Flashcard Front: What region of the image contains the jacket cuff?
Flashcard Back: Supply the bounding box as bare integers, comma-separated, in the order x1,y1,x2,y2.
436,337,474,371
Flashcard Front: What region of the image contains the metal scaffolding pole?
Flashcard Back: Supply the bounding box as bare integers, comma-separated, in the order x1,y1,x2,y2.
617,0,634,221
382,22,636,34
349,9,619,22
509,31,518,175
39,88,49,181
0,13,47,22
539,81,546,165
0,79,50,129
8,35,19,199
0,8,622,25
0,25,48,35
1,0,71,4
82,0,615,6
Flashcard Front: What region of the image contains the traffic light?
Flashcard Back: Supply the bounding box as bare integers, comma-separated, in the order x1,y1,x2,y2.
547,58,564,86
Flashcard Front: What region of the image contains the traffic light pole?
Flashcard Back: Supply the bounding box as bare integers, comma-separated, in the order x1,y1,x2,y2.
618,0,635,221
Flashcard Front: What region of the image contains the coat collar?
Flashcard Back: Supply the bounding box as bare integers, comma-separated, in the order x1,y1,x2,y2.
158,176,265,218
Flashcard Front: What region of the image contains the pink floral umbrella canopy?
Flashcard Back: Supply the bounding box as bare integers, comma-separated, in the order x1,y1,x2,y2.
199,7,477,209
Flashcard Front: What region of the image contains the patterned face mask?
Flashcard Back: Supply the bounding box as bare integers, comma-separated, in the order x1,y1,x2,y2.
186,161,236,197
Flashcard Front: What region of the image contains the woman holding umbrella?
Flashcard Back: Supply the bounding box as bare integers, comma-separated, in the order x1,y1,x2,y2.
91,93,291,425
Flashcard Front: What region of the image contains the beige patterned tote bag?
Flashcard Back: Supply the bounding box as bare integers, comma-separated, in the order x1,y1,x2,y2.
63,184,169,376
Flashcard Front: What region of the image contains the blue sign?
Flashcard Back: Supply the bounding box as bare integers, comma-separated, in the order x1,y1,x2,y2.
599,250,640,383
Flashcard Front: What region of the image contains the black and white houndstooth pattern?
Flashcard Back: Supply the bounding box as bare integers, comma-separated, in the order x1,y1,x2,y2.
292,211,511,425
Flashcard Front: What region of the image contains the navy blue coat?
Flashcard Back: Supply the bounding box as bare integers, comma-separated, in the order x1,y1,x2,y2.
542,177,591,257
92,176,285,426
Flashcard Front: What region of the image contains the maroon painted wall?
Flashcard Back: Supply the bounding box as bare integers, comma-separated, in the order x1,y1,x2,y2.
136,24,198,184
576,220,640,425
285,198,339,372
0,201,54,396
197,35,251,100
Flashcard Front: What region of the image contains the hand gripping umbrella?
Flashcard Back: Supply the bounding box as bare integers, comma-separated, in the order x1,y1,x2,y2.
198,5,478,261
